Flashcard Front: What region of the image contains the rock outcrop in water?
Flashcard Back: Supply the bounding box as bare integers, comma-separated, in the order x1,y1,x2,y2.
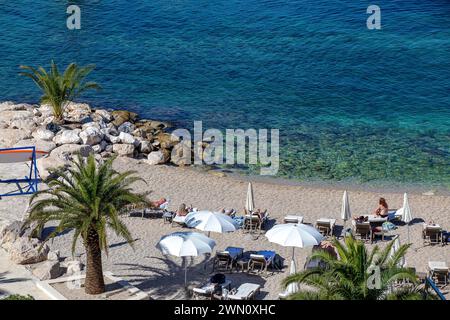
0,101,195,179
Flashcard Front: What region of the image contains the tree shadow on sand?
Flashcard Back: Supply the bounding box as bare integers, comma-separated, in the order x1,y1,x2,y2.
0,271,29,297
114,256,270,299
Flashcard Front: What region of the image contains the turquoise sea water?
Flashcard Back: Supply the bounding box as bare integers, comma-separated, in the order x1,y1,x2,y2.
0,1,449,185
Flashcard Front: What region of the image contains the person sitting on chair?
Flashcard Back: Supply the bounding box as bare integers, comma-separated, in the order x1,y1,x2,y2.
374,197,389,218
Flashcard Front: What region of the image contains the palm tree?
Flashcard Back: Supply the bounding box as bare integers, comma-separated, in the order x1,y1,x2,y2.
19,61,100,122
24,154,148,294
283,236,424,300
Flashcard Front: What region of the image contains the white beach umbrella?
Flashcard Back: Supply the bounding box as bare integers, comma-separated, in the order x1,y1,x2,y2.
266,223,324,269
266,223,324,248
401,193,413,243
185,210,238,236
341,190,351,228
157,232,216,286
389,236,406,268
245,182,255,213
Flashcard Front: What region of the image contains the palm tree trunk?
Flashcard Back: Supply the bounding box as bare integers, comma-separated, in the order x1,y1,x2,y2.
84,228,105,294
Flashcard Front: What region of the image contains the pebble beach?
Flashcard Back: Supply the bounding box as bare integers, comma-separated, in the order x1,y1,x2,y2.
1,156,449,299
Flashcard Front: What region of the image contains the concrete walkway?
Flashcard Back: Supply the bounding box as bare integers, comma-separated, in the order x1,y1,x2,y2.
0,248,48,299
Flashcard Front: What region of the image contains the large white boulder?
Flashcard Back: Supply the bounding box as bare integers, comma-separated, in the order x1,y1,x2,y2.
9,237,49,265
118,132,136,145
33,127,55,141
147,150,166,165
14,138,57,154
37,144,94,179
62,259,84,276
36,156,67,180
0,110,34,123
9,119,37,131
170,142,192,166
94,109,112,122
64,102,92,122
0,221,23,251
118,121,135,134
112,144,134,157
53,129,82,145
105,133,121,144
139,140,153,154
31,260,63,280
51,144,94,160
79,127,103,145
0,129,32,148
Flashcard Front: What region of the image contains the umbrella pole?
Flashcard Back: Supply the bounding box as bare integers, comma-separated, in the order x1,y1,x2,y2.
407,223,410,244
184,259,188,288
203,231,211,271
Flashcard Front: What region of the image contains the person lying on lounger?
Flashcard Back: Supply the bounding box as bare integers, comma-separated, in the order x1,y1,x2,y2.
176,203,189,216
152,197,167,208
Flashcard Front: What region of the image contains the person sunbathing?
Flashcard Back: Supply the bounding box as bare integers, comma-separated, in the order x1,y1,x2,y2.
220,208,236,216
374,197,389,217
352,215,368,223
176,203,189,216
152,197,167,208
254,209,268,220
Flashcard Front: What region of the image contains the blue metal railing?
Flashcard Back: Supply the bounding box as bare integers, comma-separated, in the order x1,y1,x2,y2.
425,277,446,300
0,146,41,198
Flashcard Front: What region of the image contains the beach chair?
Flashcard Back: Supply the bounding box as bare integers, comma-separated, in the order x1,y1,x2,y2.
192,278,232,300
284,215,303,224
316,218,336,236
243,215,262,233
422,225,443,245
212,247,243,272
226,283,261,300
171,215,187,227
354,223,371,242
163,211,175,224
428,261,449,286
249,251,276,275
248,254,268,274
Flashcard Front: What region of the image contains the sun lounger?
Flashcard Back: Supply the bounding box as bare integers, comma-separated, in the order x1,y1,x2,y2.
284,215,303,224
428,261,449,286
316,218,336,236
387,209,402,222
172,215,187,227
192,279,232,300
226,283,261,300
249,250,276,275
243,214,268,233
422,224,443,245
212,247,244,272
354,222,372,242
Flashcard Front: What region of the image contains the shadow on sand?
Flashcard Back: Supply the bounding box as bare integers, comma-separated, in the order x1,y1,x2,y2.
114,256,270,299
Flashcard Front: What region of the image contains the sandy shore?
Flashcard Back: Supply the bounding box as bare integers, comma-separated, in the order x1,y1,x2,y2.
0,157,449,299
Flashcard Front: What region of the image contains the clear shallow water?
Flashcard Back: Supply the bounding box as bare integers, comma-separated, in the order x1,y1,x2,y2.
0,1,449,185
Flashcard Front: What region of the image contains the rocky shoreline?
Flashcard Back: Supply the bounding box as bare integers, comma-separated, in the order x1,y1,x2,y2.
0,101,191,179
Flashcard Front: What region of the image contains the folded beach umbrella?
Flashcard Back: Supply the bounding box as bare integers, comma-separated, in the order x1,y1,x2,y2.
389,236,406,268
245,182,255,213
341,190,351,226
266,223,324,266
157,232,216,286
185,210,238,236
401,193,413,243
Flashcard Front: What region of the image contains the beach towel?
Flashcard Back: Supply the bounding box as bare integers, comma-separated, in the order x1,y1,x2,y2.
232,216,245,228
382,221,397,231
